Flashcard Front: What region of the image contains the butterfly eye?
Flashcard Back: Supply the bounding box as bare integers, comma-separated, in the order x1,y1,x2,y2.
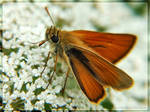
51,35,59,43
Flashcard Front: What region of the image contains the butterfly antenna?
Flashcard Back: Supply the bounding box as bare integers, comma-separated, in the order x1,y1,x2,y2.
45,7,55,26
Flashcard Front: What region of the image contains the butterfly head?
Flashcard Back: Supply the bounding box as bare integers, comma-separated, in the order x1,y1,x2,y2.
45,26,60,44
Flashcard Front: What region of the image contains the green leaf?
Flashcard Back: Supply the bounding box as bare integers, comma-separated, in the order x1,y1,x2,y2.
3,48,19,56
11,97,25,110
22,54,28,59
33,87,45,96
31,99,39,105
44,103,52,110
20,83,28,93
31,64,40,69
32,76,39,84
29,45,38,50
101,97,114,110
15,65,22,71
9,83,14,95
126,3,146,16
56,17,71,28
92,22,108,32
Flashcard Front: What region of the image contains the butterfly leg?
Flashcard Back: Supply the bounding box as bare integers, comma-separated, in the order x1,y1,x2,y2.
61,68,70,95
40,51,51,77
48,52,58,84
45,53,58,89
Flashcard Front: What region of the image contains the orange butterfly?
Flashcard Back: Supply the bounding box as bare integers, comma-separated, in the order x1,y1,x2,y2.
38,7,137,104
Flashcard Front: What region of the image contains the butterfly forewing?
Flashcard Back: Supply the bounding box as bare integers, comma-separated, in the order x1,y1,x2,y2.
69,30,137,64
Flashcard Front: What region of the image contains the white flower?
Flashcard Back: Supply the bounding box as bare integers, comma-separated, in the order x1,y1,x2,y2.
25,100,34,110
35,100,44,110
14,78,23,90
34,78,46,88
53,85,61,94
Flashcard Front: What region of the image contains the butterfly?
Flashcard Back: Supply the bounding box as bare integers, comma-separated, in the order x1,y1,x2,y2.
37,7,137,103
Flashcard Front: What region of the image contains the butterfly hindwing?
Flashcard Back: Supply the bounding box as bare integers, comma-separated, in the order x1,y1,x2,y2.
67,46,133,91
66,48,106,103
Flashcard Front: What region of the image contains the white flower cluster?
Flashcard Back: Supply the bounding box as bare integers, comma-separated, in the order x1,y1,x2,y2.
2,3,103,110
1,2,148,111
